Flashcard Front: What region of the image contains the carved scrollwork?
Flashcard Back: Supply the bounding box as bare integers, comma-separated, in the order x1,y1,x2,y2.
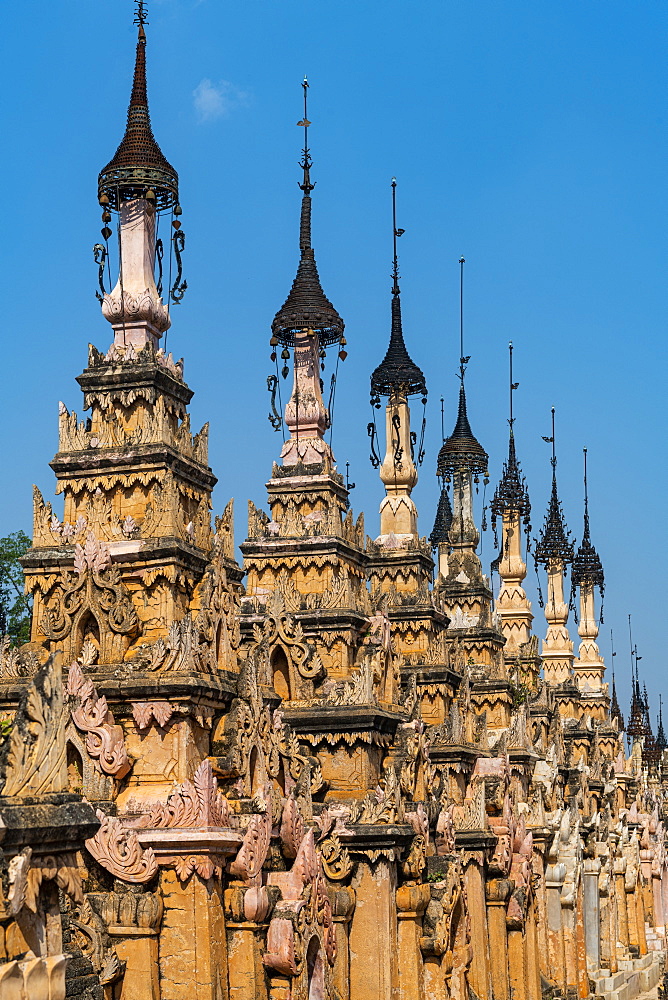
319,835,353,881
1,659,68,797
24,854,84,912
229,789,273,885
67,663,130,778
0,635,40,679
40,534,138,662
218,653,320,798
86,810,158,884
138,760,232,830
264,829,337,981
250,591,325,681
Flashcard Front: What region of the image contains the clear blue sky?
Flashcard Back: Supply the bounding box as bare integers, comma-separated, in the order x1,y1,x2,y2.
1,0,666,725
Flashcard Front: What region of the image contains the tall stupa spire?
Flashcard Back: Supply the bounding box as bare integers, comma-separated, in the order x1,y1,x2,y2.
572,448,606,698
98,5,178,211
535,409,574,686
370,179,427,543
271,78,345,469
96,4,183,351
490,344,533,656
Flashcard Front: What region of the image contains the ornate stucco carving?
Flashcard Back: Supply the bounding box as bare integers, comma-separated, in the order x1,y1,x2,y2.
67,663,130,778
86,811,159,884
1,659,68,797
40,535,138,661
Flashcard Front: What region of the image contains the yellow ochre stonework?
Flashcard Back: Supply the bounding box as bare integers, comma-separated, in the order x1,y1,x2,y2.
0,17,666,1000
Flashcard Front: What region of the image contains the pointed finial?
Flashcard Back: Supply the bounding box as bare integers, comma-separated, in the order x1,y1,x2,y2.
369,179,426,400
297,76,314,195
509,342,520,433
134,0,148,27
391,178,405,295
459,257,469,382
430,481,454,548
535,408,573,567
490,343,530,523
610,628,625,730
436,257,487,480
272,79,344,348
572,446,604,596
98,4,178,211
540,408,557,471
658,695,667,752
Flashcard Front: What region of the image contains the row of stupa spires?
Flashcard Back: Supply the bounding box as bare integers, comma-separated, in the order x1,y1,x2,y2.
95,10,659,747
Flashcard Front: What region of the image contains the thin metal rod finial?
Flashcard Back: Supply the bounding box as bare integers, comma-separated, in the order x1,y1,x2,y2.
297,76,313,193
458,257,468,382
583,446,589,509
508,342,518,431
542,408,557,470
134,0,149,27
391,178,403,294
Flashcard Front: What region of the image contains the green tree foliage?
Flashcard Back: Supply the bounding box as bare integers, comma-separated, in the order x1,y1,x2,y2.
0,530,32,646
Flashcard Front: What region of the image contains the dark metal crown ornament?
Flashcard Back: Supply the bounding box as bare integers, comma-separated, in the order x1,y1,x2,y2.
491,436,531,519
641,685,661,767
571,449,604,594
436,259,488,482
98,14,179,211
609,630,625,730
626,688,647,742
370,180,427,402
534,409,573,568
657,697,667,753
610,678,625,731
437,383,489,480
626,626,648,747
271,79,344,349
429,483,453,548
491,345,531,536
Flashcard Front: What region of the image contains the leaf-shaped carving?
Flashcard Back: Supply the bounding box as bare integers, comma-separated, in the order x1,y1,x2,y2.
229,795,272,883
86,811,158,883
139,760,231,830
2,660,67,797
132,701,175,730
68,663,130,778
320,834,353,881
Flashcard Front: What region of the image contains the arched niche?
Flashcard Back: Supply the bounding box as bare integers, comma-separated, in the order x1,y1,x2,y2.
75,611,100,662
306,936,326,1000
271,645,292,702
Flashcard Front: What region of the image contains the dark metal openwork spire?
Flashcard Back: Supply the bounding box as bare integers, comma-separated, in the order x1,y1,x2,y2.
571,448,605,598
490,343,531,532
430,483,453,548
642,688,661,768
271,78,344,348
98,3,179,211
534,409,574,568
610,630,625,730
657,696,667,752
626,617,648,748
437,259,488,481
370,180,427,401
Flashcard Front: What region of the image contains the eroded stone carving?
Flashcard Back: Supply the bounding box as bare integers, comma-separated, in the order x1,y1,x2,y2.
1,659,67,797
